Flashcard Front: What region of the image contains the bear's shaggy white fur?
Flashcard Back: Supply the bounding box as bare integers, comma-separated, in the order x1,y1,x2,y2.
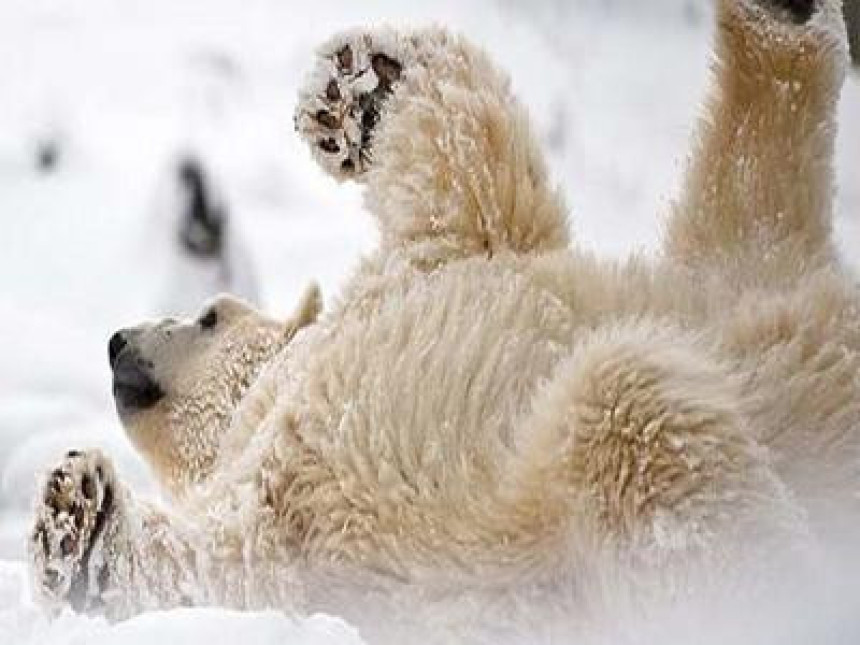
28,0,859,641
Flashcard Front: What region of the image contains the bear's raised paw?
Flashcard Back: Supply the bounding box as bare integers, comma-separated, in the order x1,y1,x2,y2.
295,29,408,180
29,450,119,613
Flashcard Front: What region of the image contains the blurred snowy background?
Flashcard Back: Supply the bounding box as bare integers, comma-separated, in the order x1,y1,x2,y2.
0,0,857,642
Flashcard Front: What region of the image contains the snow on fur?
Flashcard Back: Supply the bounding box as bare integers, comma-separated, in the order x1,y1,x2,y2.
0,0,858,644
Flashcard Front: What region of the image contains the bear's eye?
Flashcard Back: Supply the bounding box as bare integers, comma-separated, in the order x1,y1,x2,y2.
199,308,218,330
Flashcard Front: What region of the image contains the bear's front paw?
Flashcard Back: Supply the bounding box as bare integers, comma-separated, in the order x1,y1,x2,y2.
29,449,120,613
295,29,406,179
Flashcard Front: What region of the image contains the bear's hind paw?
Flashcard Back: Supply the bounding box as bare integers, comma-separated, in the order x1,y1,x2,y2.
759,0,818,25
735,0,842,31
295,28,409,180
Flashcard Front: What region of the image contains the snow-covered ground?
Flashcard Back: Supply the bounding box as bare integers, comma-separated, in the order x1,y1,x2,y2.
0,559,364,645
0,0,857,642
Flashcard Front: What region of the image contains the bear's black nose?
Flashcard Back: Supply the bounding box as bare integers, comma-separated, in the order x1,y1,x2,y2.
108,331,128,369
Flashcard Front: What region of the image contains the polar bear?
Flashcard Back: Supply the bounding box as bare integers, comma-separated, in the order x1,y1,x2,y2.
28,0,859,640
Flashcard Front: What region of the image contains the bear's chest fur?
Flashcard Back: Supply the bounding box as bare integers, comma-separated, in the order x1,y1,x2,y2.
297,259,576,490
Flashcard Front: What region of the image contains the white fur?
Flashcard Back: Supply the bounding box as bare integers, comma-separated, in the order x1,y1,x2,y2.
28,1,860,641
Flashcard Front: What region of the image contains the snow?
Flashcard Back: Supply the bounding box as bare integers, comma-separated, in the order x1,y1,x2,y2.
0,560,364,645
0,0,857,642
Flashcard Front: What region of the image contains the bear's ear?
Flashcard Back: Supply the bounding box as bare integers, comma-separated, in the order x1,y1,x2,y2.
283,281,322,343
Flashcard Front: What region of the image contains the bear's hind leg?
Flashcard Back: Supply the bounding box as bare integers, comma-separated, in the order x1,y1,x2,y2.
664,0,848,283
295,27,569,262
508,325,809,581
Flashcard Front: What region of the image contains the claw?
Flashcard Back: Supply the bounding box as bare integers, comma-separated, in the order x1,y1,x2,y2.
325,79,341,101
316,110,339,130
81,473,95,501
336,44,354,73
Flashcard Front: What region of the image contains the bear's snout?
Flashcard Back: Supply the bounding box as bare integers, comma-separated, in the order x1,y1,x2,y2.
109,330,164,414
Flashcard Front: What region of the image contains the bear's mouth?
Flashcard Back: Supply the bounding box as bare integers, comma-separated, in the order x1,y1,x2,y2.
112,363,164,414
110,347,164,415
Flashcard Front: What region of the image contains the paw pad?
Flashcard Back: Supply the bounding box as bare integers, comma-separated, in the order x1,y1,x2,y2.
295,31,408,180
29,451,117,612
759,0,818,24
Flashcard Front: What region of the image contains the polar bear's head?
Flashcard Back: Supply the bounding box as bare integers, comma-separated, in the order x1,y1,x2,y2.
108,286,321,494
